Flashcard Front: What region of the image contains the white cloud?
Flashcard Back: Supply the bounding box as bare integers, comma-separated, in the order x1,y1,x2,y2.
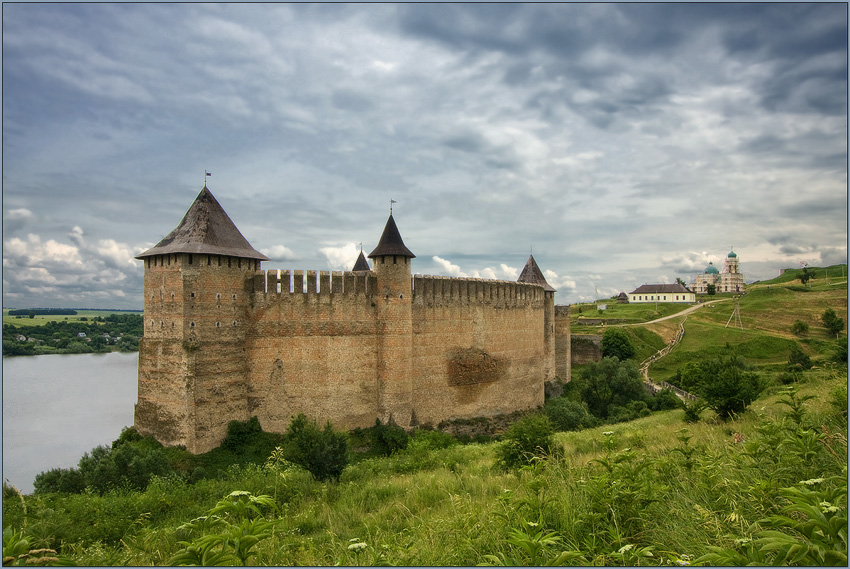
263,244,299,262
433,256,466,277
319,243,359,270
5,208,33,220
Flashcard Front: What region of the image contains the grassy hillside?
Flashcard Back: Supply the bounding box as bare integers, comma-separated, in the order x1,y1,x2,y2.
3,375,845,566
634,271,846,383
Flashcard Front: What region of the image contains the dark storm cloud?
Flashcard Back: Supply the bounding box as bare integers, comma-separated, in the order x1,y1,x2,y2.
2,3,846,307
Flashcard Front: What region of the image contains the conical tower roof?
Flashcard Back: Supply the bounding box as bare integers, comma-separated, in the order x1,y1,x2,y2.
136,186,269,261
367,214,415,259
352,250,371,271
517,254,556,292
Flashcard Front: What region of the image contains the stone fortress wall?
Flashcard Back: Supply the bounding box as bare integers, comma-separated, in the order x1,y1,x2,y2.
133,188,572,454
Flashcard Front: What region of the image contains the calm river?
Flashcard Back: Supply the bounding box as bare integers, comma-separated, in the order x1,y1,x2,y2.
2,352,138,494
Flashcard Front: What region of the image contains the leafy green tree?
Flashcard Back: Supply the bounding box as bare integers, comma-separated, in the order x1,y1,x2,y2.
282,414,349,482
600,328,636,361
544,398,596,431
791,320,809,336
33,467,86,494
787,344,812,370
576,357,645,419
692,353,762,420
822,308,845,338
706,283,716,295
798,266,814,285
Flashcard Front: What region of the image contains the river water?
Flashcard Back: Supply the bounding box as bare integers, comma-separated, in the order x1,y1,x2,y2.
2,352,138,494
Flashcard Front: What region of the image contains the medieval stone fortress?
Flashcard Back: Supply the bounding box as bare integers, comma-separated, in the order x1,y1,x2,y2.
134,187,572,453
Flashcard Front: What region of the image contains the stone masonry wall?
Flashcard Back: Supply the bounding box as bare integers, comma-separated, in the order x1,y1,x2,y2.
409,276,546,426
138,262,566,453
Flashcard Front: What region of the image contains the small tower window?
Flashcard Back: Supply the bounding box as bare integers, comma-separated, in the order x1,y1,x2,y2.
216,321,221,328
188,254,193,265
190,321,195,328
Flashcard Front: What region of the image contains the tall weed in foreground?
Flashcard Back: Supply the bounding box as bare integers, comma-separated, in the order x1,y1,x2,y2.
169,490,277,566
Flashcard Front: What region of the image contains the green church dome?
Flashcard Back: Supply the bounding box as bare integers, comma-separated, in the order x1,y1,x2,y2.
728,250,737,258
705,262,719,274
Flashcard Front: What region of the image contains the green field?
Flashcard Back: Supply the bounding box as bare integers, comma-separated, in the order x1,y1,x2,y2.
3,374,845,566
2,309,142,327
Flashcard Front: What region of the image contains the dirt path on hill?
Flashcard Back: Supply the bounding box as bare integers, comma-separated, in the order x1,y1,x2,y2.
616,298,732,327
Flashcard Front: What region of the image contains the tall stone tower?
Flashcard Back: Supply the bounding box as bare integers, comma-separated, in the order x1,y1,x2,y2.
368,214,415,426
517,255,557,381
134,186,268,453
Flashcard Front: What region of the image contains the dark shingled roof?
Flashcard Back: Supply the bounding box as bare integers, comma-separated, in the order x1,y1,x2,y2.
352,250,371,271
135,186,269,261
517,255,556,292
629,283,694,295
368,214,415,259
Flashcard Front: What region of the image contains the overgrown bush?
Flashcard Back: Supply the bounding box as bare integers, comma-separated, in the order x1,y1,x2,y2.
545,397,596,431
222,416,263,453
791,320,809,336
495,414,558,468
34,428,176,494
788,344,813,370
574,357,646,419
368,418,409,456
647,388,684,411
281,414,349,482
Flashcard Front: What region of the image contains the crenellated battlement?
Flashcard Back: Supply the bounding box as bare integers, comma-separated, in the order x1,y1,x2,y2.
251,269,378,298
412,274,544,307
248,269,546,308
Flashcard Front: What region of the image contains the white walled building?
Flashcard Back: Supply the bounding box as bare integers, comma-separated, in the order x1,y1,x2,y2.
628,283,696,303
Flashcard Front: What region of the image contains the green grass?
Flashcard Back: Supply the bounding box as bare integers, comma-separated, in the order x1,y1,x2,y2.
2,309,142,327
4,373,845,566
571,301,686,325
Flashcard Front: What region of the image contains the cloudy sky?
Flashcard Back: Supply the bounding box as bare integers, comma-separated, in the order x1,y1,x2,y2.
3,3,847,309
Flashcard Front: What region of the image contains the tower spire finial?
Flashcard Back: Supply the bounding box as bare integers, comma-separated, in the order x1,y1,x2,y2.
204,171,211,188
390,199,397,215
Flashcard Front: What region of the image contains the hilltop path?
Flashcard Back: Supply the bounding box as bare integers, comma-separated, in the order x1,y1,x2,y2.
615,297,732,327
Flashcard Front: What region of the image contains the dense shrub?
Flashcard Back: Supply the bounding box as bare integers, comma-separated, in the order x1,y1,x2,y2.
368,418,409,456
34,428,177,495
282,414,349,482
408,428,457,451
575,357,646,419
545,397,596,431
33,467,86,494
787,344,812,370
791,320,809,336
647,388,684,411
495,413,558,468
600,328,636,361
222,416,263,453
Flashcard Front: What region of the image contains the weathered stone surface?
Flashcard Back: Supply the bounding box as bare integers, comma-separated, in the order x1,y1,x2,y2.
135,216,571,454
